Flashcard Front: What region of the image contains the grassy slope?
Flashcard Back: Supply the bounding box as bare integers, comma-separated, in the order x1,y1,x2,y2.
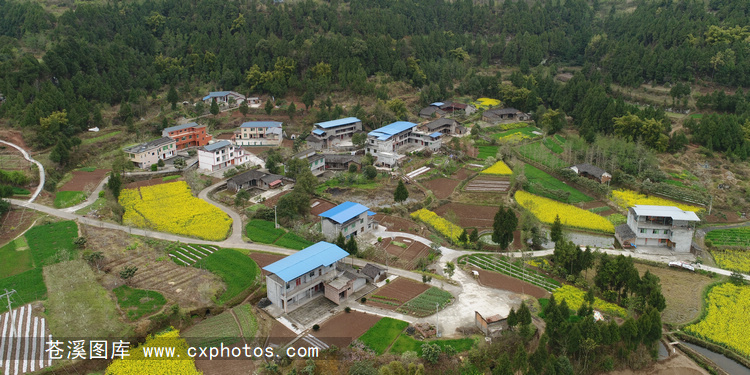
358,317,409,355
193,249,260,304
524,164,593,203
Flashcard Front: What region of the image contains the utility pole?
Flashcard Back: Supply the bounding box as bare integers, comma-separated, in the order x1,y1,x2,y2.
1,289,17,336
274,205,278,229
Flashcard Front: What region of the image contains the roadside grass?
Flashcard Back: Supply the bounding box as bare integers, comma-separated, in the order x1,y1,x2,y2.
113,285,167,321
183,310,242,347
476,145,499,160
0,268,47,313
77,167,97,172
75,197,107,215
246,220,285,244
12,187,30,195
274,232,313,250
44,260,132,338
163,175,180,182
588,206,610,213
524,164,592,204
554,134,566,144
358,317,409,355
389,335,475,355
53,191,87,208
543,137,563,153
193,249,260,304
0,240,33,278
25,220,79,267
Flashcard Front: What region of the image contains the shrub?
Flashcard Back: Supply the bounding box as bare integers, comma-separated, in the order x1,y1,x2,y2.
312,324,320,331
361,297,367,303
345,307,352,313
150,164,158,171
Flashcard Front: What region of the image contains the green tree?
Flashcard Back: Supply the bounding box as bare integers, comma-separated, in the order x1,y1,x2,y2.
469,229,478,243
167,86,178,110
287,102,296,120
285,157,309,180
173,157,186,170
386,99,407,120
421,343,441,364
444,261,455,278
550,214,563,243
458,229,468,243
348,163,358,173
492,205,517,250
302,90,315,110
335,232,346,248
541,109,566,134
363,165,377,180
507,308,518,330
352,132,367,147
234,189,251,207
346,236,358,255
239,100,249,117
107,173,122,199
394,180,409,202
210,99,219,116
265,149,283,174
265,99,274,115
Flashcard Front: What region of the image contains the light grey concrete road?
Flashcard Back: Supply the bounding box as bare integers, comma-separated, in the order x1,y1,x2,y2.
198,181,245,245
62,176,109,213
0,140,44,203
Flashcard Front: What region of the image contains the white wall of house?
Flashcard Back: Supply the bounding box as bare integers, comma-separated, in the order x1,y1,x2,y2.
265,263,338,312
321,212,371,240
627,209,696,253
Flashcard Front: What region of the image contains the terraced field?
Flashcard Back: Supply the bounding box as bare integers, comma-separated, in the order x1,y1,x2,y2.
459,254,560,292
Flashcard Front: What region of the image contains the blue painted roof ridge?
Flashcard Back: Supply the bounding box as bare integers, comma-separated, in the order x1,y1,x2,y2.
314,117,361,129
262,242,349,282
318,201,370,223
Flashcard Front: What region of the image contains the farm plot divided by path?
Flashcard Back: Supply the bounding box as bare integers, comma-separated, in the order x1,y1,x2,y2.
168,244,218,266
0,304,51,375
377,237,430,270
367,278,429,311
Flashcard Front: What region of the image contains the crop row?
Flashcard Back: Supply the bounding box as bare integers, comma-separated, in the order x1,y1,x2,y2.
706,227,750,247
410,209,462,243
396,287,453,317
463,254,559,291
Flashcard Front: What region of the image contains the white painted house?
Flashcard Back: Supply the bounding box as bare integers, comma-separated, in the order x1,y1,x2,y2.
318,201,376,240
307,117,363,150
366,121,441,167
235,121,283,146
614,205,700,253
197,140,251,172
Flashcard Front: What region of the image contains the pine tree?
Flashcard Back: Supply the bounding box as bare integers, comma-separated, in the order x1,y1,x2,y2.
335,232,346,249
458,229,468,243
265,98,274,115
550,214,563,242
239,100,249,117
507,308,518,330
167,86,178,110
346,236,358,255
469,229,478,243
394,180,409,203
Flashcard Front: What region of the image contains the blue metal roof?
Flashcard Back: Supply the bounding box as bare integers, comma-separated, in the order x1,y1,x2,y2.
202,140,232,152
430,102,445,107
162,122,203,133
430,132,442,138
367,121,417,141
312,129,325,135
240,121,282,128
318,201,371,224
314,117,361,129
202,91,231,101
263,242,349,282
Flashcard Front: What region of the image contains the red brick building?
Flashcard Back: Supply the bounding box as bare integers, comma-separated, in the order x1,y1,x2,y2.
161,122,212,150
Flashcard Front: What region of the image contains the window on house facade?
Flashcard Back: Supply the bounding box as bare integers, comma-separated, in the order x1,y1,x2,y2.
664,230,669,234
640,229,646,233
652,229,658,234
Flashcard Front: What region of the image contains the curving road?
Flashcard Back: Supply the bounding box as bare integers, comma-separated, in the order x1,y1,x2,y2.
198,180,245,246
62,176,109,213
0,140,45,203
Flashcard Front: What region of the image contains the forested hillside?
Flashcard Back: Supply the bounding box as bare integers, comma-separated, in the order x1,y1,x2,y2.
0,0,749,151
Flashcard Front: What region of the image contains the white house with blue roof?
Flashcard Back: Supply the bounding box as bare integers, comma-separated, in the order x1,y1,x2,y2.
202,91,245,105
197,140,251,171
366,121,442,167
235,121,283,146
264,241,366,312
307,117,362,150
319,201,376,240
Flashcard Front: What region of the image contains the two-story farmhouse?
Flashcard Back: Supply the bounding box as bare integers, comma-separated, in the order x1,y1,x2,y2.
307,117,362,150
124,137,176,169
366,121,442,167
319,201,376,240
197,140,251,172
234,121,283,146
161,122,212,150
202,91,245,105
614,205,700,252
263,242,367,313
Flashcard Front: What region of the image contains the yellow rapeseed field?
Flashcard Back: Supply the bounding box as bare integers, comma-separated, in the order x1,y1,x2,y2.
106,329,201,374
610,189,703,212
119,181,232,241
686,283,750,357
474,97,501,109
711,249,750,273
480,161,513,175
411,208,462,243
553,285,627,318
514,191,614,233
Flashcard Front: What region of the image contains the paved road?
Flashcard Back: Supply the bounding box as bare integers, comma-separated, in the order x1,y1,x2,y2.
62,176,109,213
198,181,245,245
0,140,45,203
